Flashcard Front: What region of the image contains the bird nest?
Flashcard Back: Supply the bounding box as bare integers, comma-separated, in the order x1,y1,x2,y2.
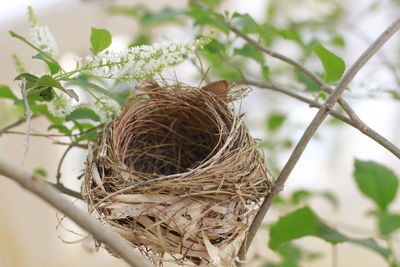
82,80,272,266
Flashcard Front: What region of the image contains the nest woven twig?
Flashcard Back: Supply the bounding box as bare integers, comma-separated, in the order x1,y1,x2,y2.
82,80,272,266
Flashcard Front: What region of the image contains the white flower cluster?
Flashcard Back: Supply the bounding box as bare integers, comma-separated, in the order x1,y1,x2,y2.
28,7,58,56
83,33,213,82
47,93,75,117
93,98,122,123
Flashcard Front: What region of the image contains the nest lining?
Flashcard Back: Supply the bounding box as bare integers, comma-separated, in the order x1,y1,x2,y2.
82,80,272,266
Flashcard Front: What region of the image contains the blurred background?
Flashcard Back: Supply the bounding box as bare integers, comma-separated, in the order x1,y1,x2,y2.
0,0,400,266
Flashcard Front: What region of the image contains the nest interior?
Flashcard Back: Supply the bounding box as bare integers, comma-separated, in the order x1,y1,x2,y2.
82,80,272,264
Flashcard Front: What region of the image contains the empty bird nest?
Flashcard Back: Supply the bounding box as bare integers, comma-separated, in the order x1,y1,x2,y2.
82,79,272,266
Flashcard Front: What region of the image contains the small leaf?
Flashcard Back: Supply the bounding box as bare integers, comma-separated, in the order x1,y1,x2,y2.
314,43,345,83
0,85,18,100
90,27,112,54
186,8,228,34
320,191,339,209
296,70,321,92
234,43,264,64
73,77,125,106
262,65,270,82
30,104,64,125
374,211,400,236
32,54,61,75
269,206,390,259
36,75,64,91
267,113,286,131
331,35,345,47
232,12,260,33
65,107,100,122
291,189,312,204
141,8,183,27
34,168,47,178
14,72,39,84
354,160,399,210
48,124,71,135
39,87,55,102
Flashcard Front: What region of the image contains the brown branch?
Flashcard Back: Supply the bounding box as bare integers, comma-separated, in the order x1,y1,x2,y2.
51,182,83,200
191,0,400,160
0,155,154,267
237,78,400,158
235,78,356,126
237,17,400,264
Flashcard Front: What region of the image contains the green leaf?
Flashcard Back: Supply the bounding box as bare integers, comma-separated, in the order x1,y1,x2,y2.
296,70,321,92
35,75,79,102
32,54,61,75
313,43,345,83
14,73,38,82
90,27,112,54
65,107,100,122
291,189,312,204
354,160,399,210
186,8,228,34
269,206,390,259
234,43,264,64
48,124,71,135
0,85,18,100
129,34,150,47
73,77,125,106
320,191,339,209
34,168,47,178
232,12,260,33
331,35,345,47
276,29,303,45
36,75,64,90
267,113,286,131
262,66,270,82
39,87,55,102
30,104,64,125
141,8,183,27
373,210,400,236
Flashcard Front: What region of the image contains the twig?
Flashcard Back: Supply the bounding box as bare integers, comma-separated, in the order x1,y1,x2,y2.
237,78,400,158
235,78,356,126
56,145,74,184
51,182,83,200
19,78,33,166
0,130,71,137
52,141,88,148
190,0,400,159
237,17,400,264
0,155,154,267
0,117,32,134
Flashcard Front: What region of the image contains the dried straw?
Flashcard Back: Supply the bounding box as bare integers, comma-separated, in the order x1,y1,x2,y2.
82,80,272,266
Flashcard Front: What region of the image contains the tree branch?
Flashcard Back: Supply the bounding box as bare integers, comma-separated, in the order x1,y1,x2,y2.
237,16,400,263
0,155,154,267
237,78,400,158
235,78,357,127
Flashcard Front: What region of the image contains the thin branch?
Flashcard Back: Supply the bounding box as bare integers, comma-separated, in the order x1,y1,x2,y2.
237,78,400,158
0,130,71,137
235,78,356,126
0,155,154,267
0,117,31,134
191,0,400,160
51,182,83,200
56,145,74,184
237,17,400,264
19,78,33,166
